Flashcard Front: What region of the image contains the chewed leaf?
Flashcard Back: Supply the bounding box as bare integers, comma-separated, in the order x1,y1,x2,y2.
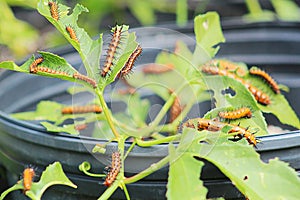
197,140,300,200
1,51,97,89
244,70,300,129
37,0,102,80
0,162,76,200
204,106,266,136
99,25,139,89
178,128,300,200
41,122,80,135
194,12,225,58
203,76,268,136
167,143,208,199
25,162,77,200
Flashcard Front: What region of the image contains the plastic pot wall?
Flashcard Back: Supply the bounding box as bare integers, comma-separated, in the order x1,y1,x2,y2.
0,21,300,199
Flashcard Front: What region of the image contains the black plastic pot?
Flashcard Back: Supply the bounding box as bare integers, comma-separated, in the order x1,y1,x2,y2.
1,21,300,200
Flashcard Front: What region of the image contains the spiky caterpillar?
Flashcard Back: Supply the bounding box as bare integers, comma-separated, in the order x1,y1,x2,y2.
48,1,59,21
23,167,35,192
29,57,44,73
101,26,123,77
219,107,252,120
202,65,271,105
183,118,258,146
118,45,142,78
169,90,184,123
249,67,280,94
104,152,121,187
36,66,69,76
66,26,79,43
73,72,97,88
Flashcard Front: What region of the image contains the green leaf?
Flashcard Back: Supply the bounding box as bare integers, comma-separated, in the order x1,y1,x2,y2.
127,93,150,127
166,143,208,200
92,119,115,139
0,0,38,58
41,122,79,135
0,61,26,72
193,12,225,58
244,0,275,22
99,25,139,89
195,140,300,200
203,76,268,136
11,101,63,122
271,0,300,21
0,162,76,200
26,162,77,200
128,0,156,25
179,128,300,200
244,68,300,129
128,49,209,106
37,0,102,79
0,183,23,200
0,51,96,89
176,0,188,26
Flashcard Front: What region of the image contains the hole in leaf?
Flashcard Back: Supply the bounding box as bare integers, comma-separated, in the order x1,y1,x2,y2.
202,20,209,29
221,87,236,96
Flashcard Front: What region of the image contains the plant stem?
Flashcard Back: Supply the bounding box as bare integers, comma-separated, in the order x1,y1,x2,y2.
95,88,120,139
124,155,169,184
148,92,177,129
124,141,136,160
121,182,131,200
245,0,263,14
136,134,181,147
98,180,120,200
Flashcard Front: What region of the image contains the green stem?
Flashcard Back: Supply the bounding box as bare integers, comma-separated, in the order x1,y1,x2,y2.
95,88,120,139
150,132,166,140
245,0,263,14
124,141,136,160
148,92,177,129
122,182,131,200
154,123,177,133
144,83,188,135
124,155,170,184
98,179,120,200
136,134,181,147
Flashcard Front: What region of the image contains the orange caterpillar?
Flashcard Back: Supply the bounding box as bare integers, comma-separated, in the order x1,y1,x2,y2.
61,105,102,114
23,167,35,192
202,65,271,105
118,45,142,78
219,107,252,120
36,66,69,76
48,1,59,21
142,63,174,74
169,91,184,123
29,57,44,73
183,118,258,146
73,72,97,88
215,59,247,76
104,152,121,187
75,123,88,131
101,26,123,77
249,67,280,94
66,26,79,43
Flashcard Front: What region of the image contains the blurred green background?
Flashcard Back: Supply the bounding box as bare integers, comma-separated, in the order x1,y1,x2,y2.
0,0,299,61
